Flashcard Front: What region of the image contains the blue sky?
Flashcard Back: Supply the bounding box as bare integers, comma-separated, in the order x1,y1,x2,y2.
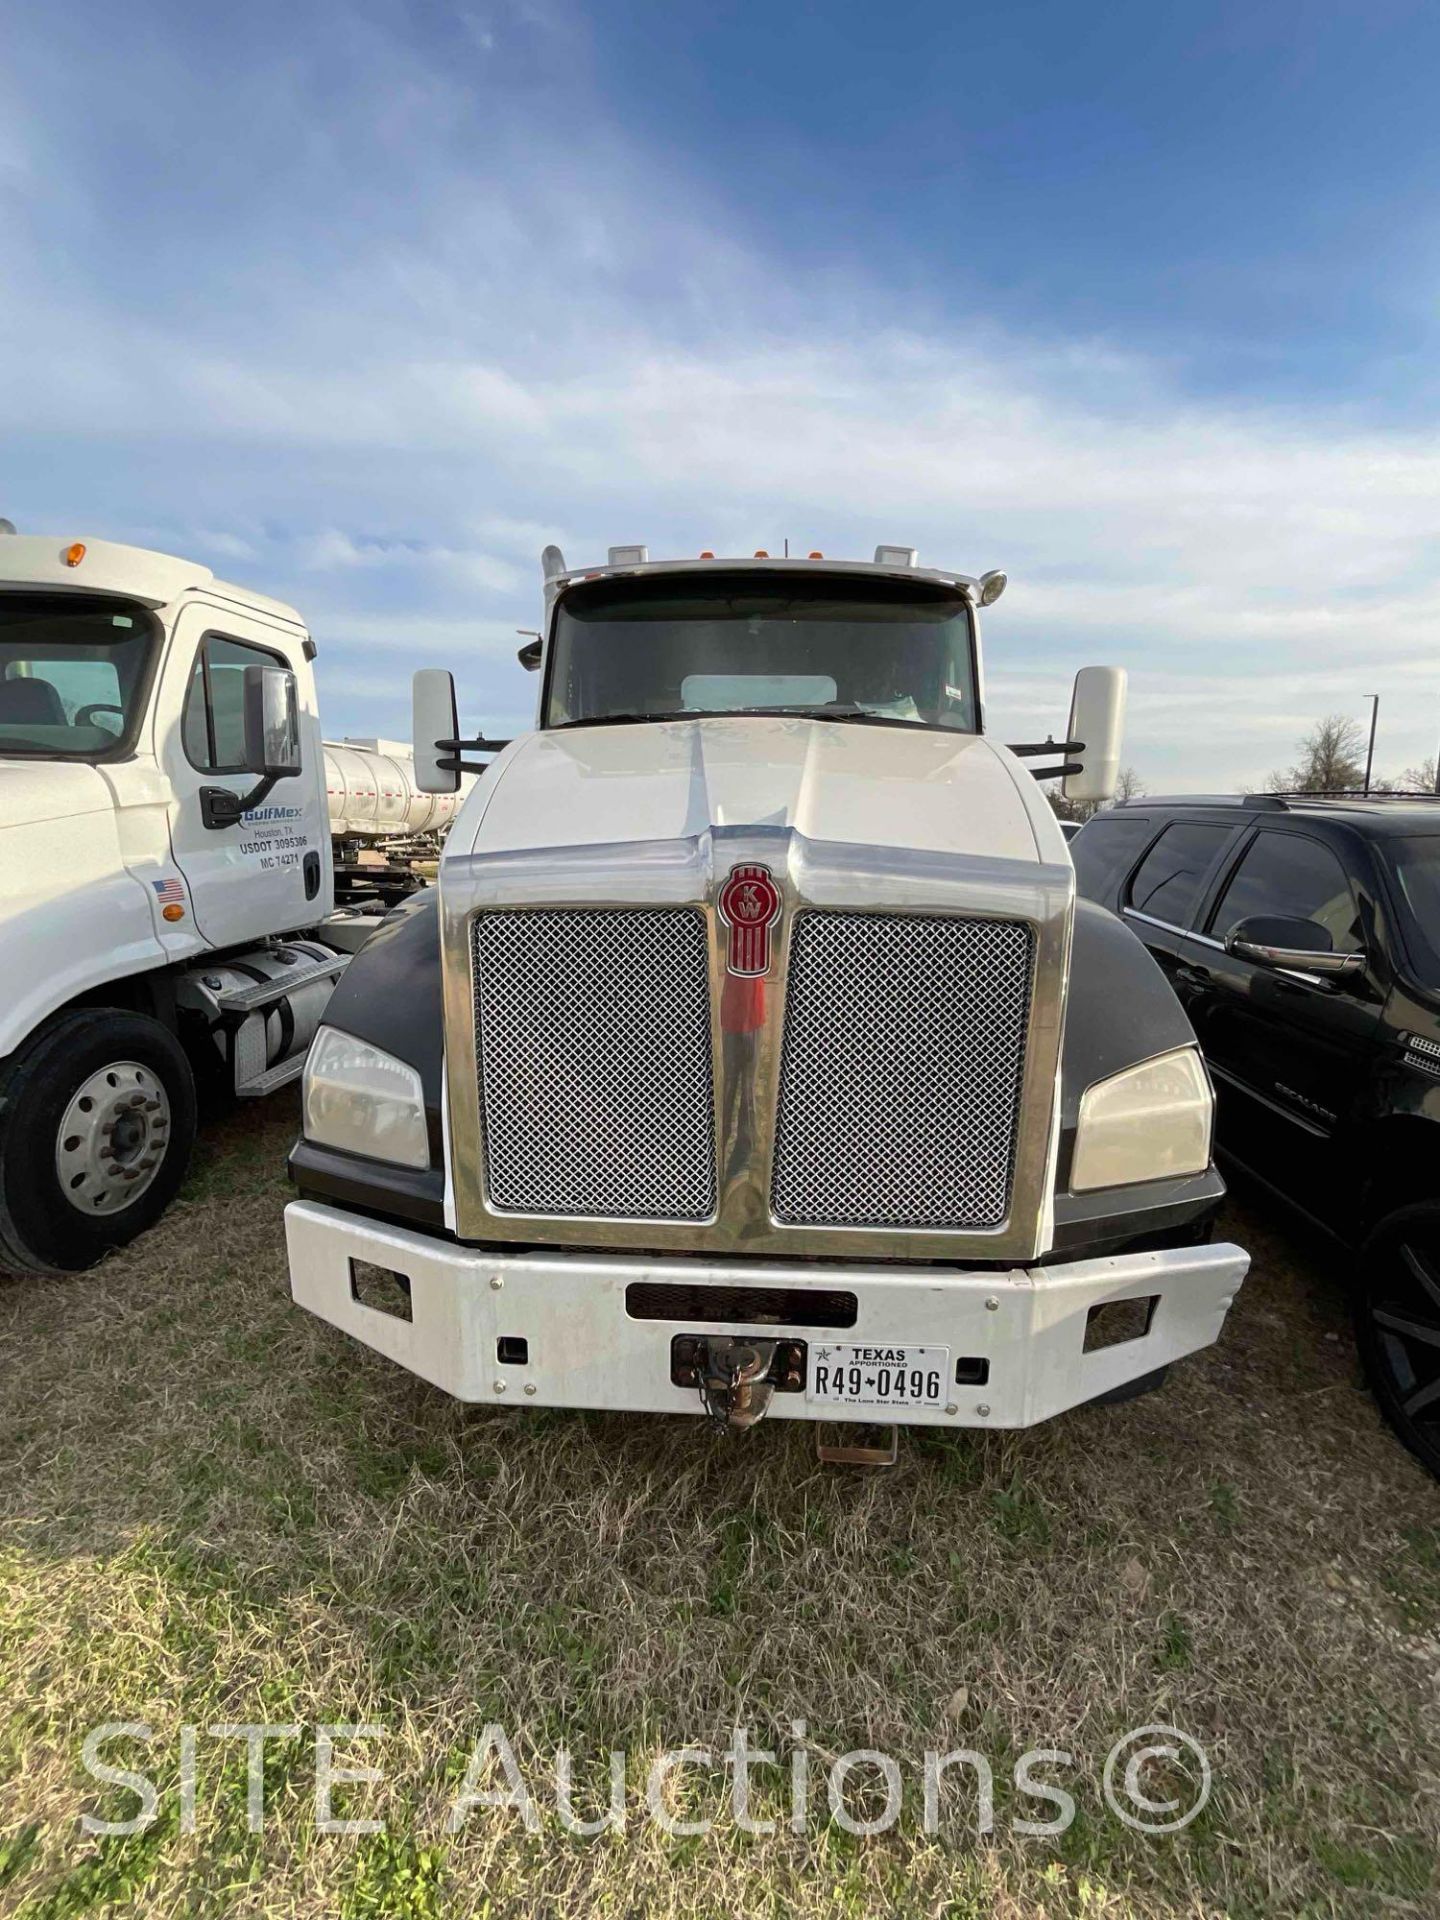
5,0,1440,788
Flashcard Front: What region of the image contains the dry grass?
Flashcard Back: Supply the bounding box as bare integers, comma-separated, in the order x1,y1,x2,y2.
2,1095,1438,1918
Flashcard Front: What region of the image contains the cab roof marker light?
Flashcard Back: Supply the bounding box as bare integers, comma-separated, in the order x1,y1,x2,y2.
754,550,769,558
874,544,917,568
63,542,86,568
978,569,1008,606
699,550,715,559
607,544,648,567
808,550,824,559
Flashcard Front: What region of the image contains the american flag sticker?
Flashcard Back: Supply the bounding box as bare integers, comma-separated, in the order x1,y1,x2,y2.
152,877,186,907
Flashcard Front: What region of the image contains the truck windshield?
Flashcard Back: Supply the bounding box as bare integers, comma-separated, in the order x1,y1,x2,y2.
544,572,979,733
0,593,159,761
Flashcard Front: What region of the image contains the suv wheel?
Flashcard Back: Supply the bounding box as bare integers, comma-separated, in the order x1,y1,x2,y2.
1356,1201,1440,1479
0,1010,197,1275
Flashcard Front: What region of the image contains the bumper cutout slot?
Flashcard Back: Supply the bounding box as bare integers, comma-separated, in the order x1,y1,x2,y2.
349,1259,412,1322
1084,1295,1158,1352
627,1281,857,1328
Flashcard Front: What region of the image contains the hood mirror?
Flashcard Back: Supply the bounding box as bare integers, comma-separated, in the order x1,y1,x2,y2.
1062,666,1127,804
413,668,461,794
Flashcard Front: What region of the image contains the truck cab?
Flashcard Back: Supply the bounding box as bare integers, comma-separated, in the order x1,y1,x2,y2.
0,530,356,1273
286,544,1249,1447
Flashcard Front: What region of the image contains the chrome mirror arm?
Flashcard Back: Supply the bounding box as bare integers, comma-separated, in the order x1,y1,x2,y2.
1227,936,1365,976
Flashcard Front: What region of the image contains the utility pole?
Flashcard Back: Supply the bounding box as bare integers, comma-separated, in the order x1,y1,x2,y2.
1363,695,1378,796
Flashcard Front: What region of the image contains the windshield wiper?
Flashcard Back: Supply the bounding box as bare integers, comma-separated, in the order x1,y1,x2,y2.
553,705,931,730
791,704,926,725
550,710,701,729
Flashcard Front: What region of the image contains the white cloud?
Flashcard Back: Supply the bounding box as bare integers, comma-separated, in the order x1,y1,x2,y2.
4,2,1440,792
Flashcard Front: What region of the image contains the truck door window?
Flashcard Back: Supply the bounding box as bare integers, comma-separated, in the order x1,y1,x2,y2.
1125,823,1233,928
183,634,285,774
1070,816,1154,903
1208,831,1361,952
0,593,157,761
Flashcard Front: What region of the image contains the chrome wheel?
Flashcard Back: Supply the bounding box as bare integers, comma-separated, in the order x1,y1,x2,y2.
54,1061,172,1215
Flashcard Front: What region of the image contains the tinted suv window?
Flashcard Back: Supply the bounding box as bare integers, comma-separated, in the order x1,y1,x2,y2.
1126,822,1233,927
1071,815,1154,903
1208,830,1361,952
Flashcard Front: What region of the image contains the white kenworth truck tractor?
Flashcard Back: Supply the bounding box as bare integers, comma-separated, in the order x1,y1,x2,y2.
285,543,1249,1453
0,527,467,1275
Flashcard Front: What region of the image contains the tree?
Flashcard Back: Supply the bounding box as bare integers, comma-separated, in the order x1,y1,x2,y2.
1111,765,1146,806
1047,765,1144,824
1267,715,1365,794
1395,756,1438,794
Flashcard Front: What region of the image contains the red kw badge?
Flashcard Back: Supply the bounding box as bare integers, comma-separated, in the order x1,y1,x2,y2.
717,863,782,1033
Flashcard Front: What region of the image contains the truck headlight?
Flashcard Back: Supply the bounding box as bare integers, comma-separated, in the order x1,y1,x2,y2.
1070,1047,1213,1193
302,1027,430,1169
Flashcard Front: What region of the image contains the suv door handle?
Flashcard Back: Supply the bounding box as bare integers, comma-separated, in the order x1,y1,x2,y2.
1175,962,1212,987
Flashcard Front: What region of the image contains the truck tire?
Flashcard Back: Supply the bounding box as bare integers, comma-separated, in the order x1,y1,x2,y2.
0,1009,198,1275
1355,1201,1440,1480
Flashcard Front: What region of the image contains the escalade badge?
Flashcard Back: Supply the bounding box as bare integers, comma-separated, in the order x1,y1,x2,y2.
718,863,782,976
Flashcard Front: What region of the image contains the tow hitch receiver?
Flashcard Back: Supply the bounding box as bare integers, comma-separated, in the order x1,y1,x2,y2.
814,1424,900,1468
671,1334,807,1430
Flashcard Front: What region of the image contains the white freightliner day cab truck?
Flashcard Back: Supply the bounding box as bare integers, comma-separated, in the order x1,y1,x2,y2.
0,527,467,1275
285,543,1251,1453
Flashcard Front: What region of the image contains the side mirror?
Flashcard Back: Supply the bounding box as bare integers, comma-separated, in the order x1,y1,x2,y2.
413,668,461,794
201,665,300,829
1062,666,1126,804
1224,914,1365,976
241,665,301,777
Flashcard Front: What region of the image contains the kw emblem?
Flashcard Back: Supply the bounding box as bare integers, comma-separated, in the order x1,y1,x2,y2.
717,863,782,977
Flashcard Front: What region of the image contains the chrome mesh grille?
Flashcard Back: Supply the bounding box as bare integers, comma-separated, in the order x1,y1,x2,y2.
772,911,1034,1229
473,909,716,1220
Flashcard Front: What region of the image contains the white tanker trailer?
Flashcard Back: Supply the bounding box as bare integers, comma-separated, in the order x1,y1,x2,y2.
323,739,475,907
323,738,469,839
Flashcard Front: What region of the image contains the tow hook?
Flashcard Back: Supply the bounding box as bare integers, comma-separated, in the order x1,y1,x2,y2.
671,1335,806,1432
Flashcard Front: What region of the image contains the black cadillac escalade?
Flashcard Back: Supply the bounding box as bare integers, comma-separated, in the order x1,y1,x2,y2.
1072,792,1440,1478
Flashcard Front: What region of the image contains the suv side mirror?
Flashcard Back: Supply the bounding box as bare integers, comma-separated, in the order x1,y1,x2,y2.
413,669,461,794
1062,666,1126,804
242,665,301,778
1224,913,1365,976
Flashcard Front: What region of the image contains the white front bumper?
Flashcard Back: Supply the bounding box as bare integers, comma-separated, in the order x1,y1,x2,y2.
285,1199,1248,1429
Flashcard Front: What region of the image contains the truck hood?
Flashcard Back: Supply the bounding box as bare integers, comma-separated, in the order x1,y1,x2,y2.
0,759,116,830
464,718,1058,864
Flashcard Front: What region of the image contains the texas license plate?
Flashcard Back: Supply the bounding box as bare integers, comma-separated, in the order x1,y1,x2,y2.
806,1343,950,1410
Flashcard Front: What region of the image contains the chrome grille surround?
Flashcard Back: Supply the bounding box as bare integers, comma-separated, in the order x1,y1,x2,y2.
773,911,1034,1228
473,907,716,1220
442,826,1072,1263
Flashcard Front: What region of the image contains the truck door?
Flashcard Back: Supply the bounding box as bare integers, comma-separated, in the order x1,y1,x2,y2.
157,605,329,950
1179,826,1379,1222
